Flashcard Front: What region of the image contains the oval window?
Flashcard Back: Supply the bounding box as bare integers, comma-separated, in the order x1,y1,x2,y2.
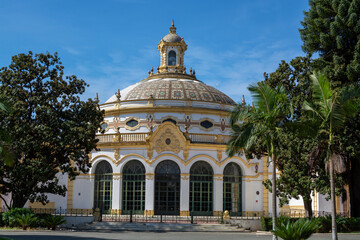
200,120,213,129
126,119,139,128
100,123,108,130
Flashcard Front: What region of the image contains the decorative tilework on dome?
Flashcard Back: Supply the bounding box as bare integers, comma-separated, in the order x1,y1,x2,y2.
124,78,236,105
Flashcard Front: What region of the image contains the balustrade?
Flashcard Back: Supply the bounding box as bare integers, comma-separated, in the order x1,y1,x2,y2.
97,133,229,144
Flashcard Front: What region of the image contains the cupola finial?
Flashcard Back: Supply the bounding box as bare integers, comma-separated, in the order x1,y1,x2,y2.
169,19,176,33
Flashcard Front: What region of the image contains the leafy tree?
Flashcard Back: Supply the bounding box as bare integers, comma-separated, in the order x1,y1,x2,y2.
302,72,360,240
227,83,292,240
263,57,346,218
299,0,360,86
0,52,104,208
0,96,13,166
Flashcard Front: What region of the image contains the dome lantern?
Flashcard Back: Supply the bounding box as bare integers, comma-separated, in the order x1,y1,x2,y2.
157,20,187,74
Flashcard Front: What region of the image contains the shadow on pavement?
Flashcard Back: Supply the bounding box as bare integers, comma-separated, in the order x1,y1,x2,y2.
1,235,111,240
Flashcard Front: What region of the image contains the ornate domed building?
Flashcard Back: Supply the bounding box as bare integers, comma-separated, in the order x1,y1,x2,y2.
78,22,266,217
18,22,348,219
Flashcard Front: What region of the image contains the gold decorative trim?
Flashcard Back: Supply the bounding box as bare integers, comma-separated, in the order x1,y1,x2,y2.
145,173,155,180
198,117,215,132
217,150,222,162
213,211,223,216
102,106,232,117
110,209,122,215
67,178,74,210
124,116,141,131
180,211,190,216
99,120,110,133
144,210,154,216
114,149,120,161
29,202,55,209
262,156,269,216
214,174,223,181
90,155,116,165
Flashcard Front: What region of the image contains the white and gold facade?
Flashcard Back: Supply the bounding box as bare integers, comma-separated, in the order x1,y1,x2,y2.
2,22,349,217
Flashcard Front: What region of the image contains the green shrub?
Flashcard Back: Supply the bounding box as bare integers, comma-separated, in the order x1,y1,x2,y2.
272,218,320,240
336,217,360,232
42,215,66,230
260,217,272,231
2,208,33,227
35,213,52,228
15,213,37,230
0,213,4,227
316,216,331,233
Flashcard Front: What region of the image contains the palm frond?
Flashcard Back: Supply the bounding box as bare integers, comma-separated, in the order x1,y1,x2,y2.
310,72,332,107
303,100,325,121
248,82,277,114
227,122,255,157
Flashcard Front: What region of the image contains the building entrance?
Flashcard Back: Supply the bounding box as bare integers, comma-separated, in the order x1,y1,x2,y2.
154,160,180,215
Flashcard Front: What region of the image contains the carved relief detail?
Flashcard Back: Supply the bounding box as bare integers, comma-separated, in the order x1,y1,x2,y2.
147,122,189,160
114,149,120,160
217,150,222,162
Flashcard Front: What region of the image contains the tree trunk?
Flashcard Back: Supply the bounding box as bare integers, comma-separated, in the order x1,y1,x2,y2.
272,153,278,240
330,157,338,240
303,197,313,218
11,194,28,209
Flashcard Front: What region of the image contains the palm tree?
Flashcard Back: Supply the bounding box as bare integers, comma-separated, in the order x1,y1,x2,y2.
227,82,292,240
302,72,360,240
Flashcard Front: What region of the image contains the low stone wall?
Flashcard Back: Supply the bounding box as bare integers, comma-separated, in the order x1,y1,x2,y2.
229,219,262,231
63,216,94,227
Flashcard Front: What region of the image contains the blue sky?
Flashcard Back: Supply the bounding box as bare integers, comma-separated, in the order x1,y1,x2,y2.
0,0,309,104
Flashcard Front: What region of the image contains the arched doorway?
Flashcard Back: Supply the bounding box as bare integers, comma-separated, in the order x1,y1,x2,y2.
94,161,113,213
122,160,146,214
190,161,213,215
223,162,242,215
155,160,180,215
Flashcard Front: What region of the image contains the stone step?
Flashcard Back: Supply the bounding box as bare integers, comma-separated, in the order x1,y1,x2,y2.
78,222,246,232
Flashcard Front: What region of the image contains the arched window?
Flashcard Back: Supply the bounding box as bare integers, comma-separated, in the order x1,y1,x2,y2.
162,118,177,125
168,50,176,66
122,160,146,214
223,163,242,215
190,161,213,215
155,160,180,215
94,161,113,213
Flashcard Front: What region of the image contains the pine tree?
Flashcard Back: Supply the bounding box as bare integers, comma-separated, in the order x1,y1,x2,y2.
300,0,360,86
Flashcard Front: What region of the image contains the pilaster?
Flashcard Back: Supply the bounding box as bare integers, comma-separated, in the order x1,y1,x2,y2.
112,173,122,212
213,174,223,215
145,173,155,215
180,173,190,215
262,157,269,216
67,177,74,210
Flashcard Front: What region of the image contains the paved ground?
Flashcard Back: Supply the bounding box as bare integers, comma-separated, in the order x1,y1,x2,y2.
1,231,360,240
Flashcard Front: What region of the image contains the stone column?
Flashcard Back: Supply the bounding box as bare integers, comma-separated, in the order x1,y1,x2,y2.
145,173,155,215
111,173,122,214
213,174,223,216
180,173,190,216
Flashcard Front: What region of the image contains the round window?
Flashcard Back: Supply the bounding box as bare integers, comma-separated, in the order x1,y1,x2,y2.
126,119,139,128
200,120,213,129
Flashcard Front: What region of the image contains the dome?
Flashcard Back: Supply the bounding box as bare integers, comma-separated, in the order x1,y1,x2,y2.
106,78,235,105
162,33,182,43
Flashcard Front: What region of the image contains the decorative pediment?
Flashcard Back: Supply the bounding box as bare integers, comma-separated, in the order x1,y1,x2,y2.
147,122,189,160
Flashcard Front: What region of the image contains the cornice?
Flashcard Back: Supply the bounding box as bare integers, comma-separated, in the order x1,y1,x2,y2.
103,106,231,117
